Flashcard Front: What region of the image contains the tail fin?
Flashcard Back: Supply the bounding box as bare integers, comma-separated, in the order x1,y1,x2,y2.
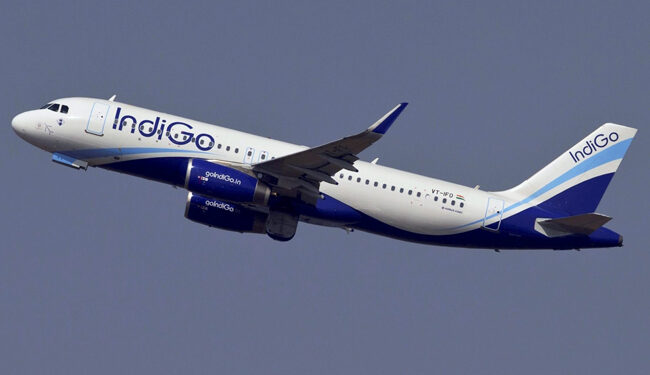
501,123,637,215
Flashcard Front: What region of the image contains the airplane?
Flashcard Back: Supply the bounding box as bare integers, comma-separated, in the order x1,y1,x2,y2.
11,96,637,250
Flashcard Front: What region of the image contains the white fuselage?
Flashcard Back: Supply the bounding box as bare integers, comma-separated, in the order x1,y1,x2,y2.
13,97,497,236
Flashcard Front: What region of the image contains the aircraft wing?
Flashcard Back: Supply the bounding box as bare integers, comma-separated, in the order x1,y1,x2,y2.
252,103,407,204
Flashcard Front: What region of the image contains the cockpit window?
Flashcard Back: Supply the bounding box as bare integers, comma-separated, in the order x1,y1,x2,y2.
41,103,70,113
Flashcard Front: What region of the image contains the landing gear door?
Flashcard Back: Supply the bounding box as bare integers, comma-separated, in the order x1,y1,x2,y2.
86,102,110,136
482,197,505,231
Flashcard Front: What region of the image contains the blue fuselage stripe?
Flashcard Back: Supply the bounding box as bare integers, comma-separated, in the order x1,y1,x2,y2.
59,147,213,160
98,156,622,249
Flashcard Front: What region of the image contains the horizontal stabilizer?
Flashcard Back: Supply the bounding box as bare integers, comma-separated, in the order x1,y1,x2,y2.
535,213,612,238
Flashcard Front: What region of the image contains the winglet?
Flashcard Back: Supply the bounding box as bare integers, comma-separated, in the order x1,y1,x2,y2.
367,103,408,134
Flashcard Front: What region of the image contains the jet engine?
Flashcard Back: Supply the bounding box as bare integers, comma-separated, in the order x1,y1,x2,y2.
185,192,267,234
185,159,270,205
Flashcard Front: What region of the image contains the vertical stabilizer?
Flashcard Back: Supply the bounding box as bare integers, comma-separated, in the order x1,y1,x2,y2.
501,123,636,215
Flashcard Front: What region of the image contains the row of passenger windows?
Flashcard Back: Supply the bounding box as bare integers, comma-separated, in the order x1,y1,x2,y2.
40,103,69,114
132,123,258,158
338,173,465,208
209,144,269,160
247,149,268,160
132,123,270,160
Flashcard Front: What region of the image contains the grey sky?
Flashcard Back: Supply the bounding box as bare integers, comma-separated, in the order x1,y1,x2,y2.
1,1,648,374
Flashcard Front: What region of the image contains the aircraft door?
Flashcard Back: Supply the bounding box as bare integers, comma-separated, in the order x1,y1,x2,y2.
482,197,505,231
244,147,255,164
86,102,110,136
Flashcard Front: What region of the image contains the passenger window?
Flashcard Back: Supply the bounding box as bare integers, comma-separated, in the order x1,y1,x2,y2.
434,196,438,201
451,200,455,206
48,104,60,112
382,184,387,189
460,202,464,208
408,190,412,195
218,144,222,149
247,150,252,156
365,179,369,185
226,146,230,151
400,188,404,193
443,198,447,204
339,173,344,179
374,182,378,187
356,177,361,183
235,148,239,153
61,105,69,114
417,192,421,197
348,176,352,181
391,186,395,191
261,154,266,160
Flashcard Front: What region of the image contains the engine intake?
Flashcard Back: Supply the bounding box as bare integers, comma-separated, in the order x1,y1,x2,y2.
185,159,270,205
185,192,266,233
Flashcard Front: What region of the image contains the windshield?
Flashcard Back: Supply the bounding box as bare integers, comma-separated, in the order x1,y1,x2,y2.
40,103,69,113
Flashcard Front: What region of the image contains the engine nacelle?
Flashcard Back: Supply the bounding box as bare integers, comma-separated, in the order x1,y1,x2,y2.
185,192,267,233
185,159,270,205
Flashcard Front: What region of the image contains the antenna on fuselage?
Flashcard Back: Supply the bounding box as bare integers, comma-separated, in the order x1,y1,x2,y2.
108,94,117,102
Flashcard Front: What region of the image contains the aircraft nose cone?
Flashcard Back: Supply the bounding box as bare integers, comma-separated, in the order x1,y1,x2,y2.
11,112,28,134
